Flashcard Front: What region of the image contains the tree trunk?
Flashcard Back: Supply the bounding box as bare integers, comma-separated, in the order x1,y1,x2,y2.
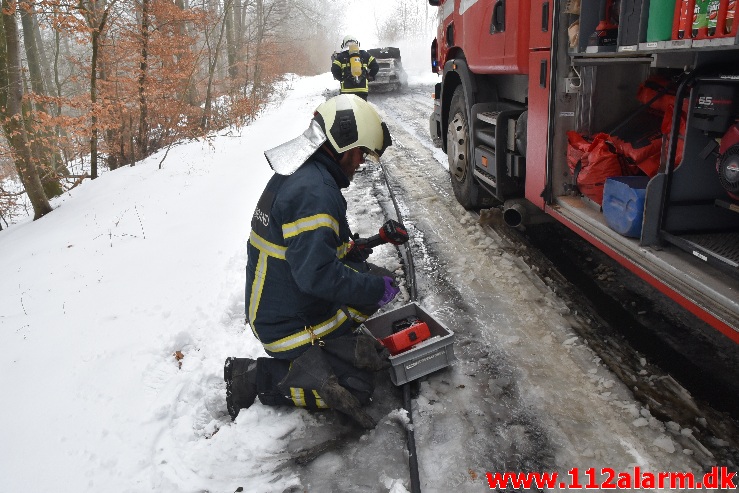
31,12,54,93
85,1,111,180
224,0,237,79
90,27,100,179
175,0,199,106
20,5,66,196
52,20,70,167
200,0,230,130
234,0,244,65
138,0,149,158
0,1,52,219
20,8,47,96
250,0,264,102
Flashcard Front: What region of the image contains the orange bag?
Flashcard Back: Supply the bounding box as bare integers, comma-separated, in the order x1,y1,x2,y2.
567,131,590,172
567,132,630,205
636,76,675,113
613,136,662,177
634,76,686,169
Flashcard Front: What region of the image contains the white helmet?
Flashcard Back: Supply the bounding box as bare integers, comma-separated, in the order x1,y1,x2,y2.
313,95,392,160
342,35,360,49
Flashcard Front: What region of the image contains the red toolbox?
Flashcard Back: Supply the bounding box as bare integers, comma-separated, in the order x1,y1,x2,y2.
379,318,431,355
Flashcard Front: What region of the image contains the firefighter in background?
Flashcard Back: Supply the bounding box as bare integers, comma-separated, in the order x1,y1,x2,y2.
331,35,379,100
225,95,406,429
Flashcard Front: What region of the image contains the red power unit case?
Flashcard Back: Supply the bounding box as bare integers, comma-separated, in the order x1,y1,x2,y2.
380,322,431,355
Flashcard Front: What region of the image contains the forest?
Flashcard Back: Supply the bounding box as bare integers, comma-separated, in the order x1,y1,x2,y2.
0,0,431,228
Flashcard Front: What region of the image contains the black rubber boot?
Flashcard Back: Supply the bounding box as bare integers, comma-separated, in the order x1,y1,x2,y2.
224,357,258,420
318,374,377,429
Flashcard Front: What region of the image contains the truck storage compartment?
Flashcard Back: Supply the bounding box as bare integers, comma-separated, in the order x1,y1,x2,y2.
644,73,739,279
554,54,739,278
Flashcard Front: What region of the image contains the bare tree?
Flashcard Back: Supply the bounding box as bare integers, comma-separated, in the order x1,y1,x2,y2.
138,0,149,157
224,0,237,79
20,2,66,197
79,0,115,179
0,0,52,219
0,0,337,226
201,0,231,130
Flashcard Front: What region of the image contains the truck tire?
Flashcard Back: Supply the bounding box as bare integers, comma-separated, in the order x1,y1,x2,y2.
447,86,486,209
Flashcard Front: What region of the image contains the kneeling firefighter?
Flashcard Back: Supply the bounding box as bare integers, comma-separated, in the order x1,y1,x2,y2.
225,94,409,428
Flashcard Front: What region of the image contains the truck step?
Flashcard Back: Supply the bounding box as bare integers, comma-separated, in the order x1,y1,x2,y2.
477,111,501,125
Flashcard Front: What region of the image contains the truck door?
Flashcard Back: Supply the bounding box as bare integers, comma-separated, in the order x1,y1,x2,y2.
462,0,530,74
462,0,506,71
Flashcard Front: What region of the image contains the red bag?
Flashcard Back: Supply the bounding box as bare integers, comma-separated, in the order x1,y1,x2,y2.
634,76,686,169
567,131,590,173
613,136,662,177
580,134,628,205
567,132,629,205
636,76,675,114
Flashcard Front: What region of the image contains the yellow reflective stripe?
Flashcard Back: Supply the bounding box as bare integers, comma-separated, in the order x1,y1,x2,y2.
335,60,344,68
282,214,339,239
313,390,328,409
250,324,260,341
249,232,286,259
291,388,306,407
248,251,268,326
262,309,349,353
337,242,351,259
341,86,369,93
347,306,370,323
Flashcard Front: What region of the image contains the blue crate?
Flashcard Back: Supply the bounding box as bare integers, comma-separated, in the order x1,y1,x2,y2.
603,176,650,238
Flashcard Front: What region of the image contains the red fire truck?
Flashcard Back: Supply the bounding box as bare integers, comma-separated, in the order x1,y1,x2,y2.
427,0,739,342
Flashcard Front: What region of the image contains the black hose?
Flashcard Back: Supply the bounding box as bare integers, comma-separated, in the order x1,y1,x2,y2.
403,383,422,493
379,161,422,493
378,162,418,301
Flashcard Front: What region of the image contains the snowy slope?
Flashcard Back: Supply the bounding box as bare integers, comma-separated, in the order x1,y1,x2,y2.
0,74,335,492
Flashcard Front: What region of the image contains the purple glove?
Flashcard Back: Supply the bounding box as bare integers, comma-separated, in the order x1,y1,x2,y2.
378,276,400,306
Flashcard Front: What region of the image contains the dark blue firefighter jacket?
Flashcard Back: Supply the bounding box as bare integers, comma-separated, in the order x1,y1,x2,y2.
245,149,385,359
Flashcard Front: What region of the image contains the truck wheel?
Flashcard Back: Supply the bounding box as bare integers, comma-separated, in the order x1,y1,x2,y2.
447,86,485,209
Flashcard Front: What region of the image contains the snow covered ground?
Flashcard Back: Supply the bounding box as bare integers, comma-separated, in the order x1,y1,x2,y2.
0,71,729,493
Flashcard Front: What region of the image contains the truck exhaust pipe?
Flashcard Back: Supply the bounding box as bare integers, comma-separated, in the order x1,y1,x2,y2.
503,202,527,228
503,199,549,228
